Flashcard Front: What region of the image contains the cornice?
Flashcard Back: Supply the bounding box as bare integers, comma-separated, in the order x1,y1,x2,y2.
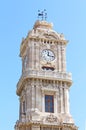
15,120,78,130
16,71,72,96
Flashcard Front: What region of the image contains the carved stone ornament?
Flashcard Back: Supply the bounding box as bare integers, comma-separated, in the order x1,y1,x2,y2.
46,114,58,122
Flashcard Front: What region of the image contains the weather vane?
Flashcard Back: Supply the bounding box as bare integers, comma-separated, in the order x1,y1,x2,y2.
38,9,47,21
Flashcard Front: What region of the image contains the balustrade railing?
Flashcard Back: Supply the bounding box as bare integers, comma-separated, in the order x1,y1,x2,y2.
22,70,72,81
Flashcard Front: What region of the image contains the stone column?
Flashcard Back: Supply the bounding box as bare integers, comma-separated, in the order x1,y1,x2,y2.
66,88,70,114
26,88,30,112
58,85,61,113
60,82,64,113
57,44,61,72
26,82,31,121
31,41,35,69
31,79,35,109
56,81,59,113
64,83,70,114
29,40,32,69
27,46,30,69
32,86,35,109
34,42,36,69
19,97,22,120
35,79,39,109
54,92,57,114
42,91,45,112
35,41,40,70
61,44,66,72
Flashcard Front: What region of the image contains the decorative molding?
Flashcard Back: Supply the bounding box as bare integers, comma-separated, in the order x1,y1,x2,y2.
41,88,56,95
46,114,58,123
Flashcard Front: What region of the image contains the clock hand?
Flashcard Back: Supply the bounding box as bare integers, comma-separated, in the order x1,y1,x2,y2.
48,52,52,57
47,51,49,56
48,53,53,57
47,51,54,58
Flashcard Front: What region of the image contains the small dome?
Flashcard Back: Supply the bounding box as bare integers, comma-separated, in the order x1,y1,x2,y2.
33,20,53,30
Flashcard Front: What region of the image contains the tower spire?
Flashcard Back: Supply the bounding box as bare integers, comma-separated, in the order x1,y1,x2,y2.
38,9,47,21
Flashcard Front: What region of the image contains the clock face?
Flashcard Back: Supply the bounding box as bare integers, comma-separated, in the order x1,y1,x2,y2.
42,49,55,62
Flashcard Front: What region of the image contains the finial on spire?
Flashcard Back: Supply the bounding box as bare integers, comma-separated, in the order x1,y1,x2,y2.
38,9,47,21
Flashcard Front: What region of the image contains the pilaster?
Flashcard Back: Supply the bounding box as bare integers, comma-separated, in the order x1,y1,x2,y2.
54,92,58,114
42,91,45,112
57,44,61,72
60,82,64,113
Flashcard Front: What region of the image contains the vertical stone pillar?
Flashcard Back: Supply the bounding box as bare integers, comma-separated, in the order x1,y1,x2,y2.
60,82,64,113
53,80,57,113
37,40,40,69
31,79,35,109
64,83,70,114
35,41,40,70
26,82,31,121
29,40,32,69
32,85,35,109
60,43,63,71
27,41,29,70
26,88,30,111
58,44,61,72
34,42,36,69
22,57,24,73
19,97,22,120
58,84,61,113
42,91,45,112
63,87,65,113
62,44,66,72
66,88,70,114
57,44,59,71
31,41,35,69
56,81,59,113
54,92,57,114
64,83,66,113
35,79,39,109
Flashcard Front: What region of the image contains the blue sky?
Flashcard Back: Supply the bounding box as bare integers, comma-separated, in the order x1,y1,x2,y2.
0,0,86,130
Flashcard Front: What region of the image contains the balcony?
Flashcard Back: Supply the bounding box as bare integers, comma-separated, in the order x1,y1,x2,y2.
20,69,72,84
17,69,72,95
22,69,72,81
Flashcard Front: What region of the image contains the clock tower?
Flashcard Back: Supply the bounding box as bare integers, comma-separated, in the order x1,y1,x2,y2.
15,20,78,130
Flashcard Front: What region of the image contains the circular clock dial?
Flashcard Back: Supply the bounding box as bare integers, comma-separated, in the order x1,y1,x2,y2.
42,49,55,61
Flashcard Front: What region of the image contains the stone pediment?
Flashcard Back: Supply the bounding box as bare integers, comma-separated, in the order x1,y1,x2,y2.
41,31,65,40
43,32,59,40
28,28,65,41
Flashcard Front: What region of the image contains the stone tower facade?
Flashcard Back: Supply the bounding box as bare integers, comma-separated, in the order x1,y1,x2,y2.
15,20,78,130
